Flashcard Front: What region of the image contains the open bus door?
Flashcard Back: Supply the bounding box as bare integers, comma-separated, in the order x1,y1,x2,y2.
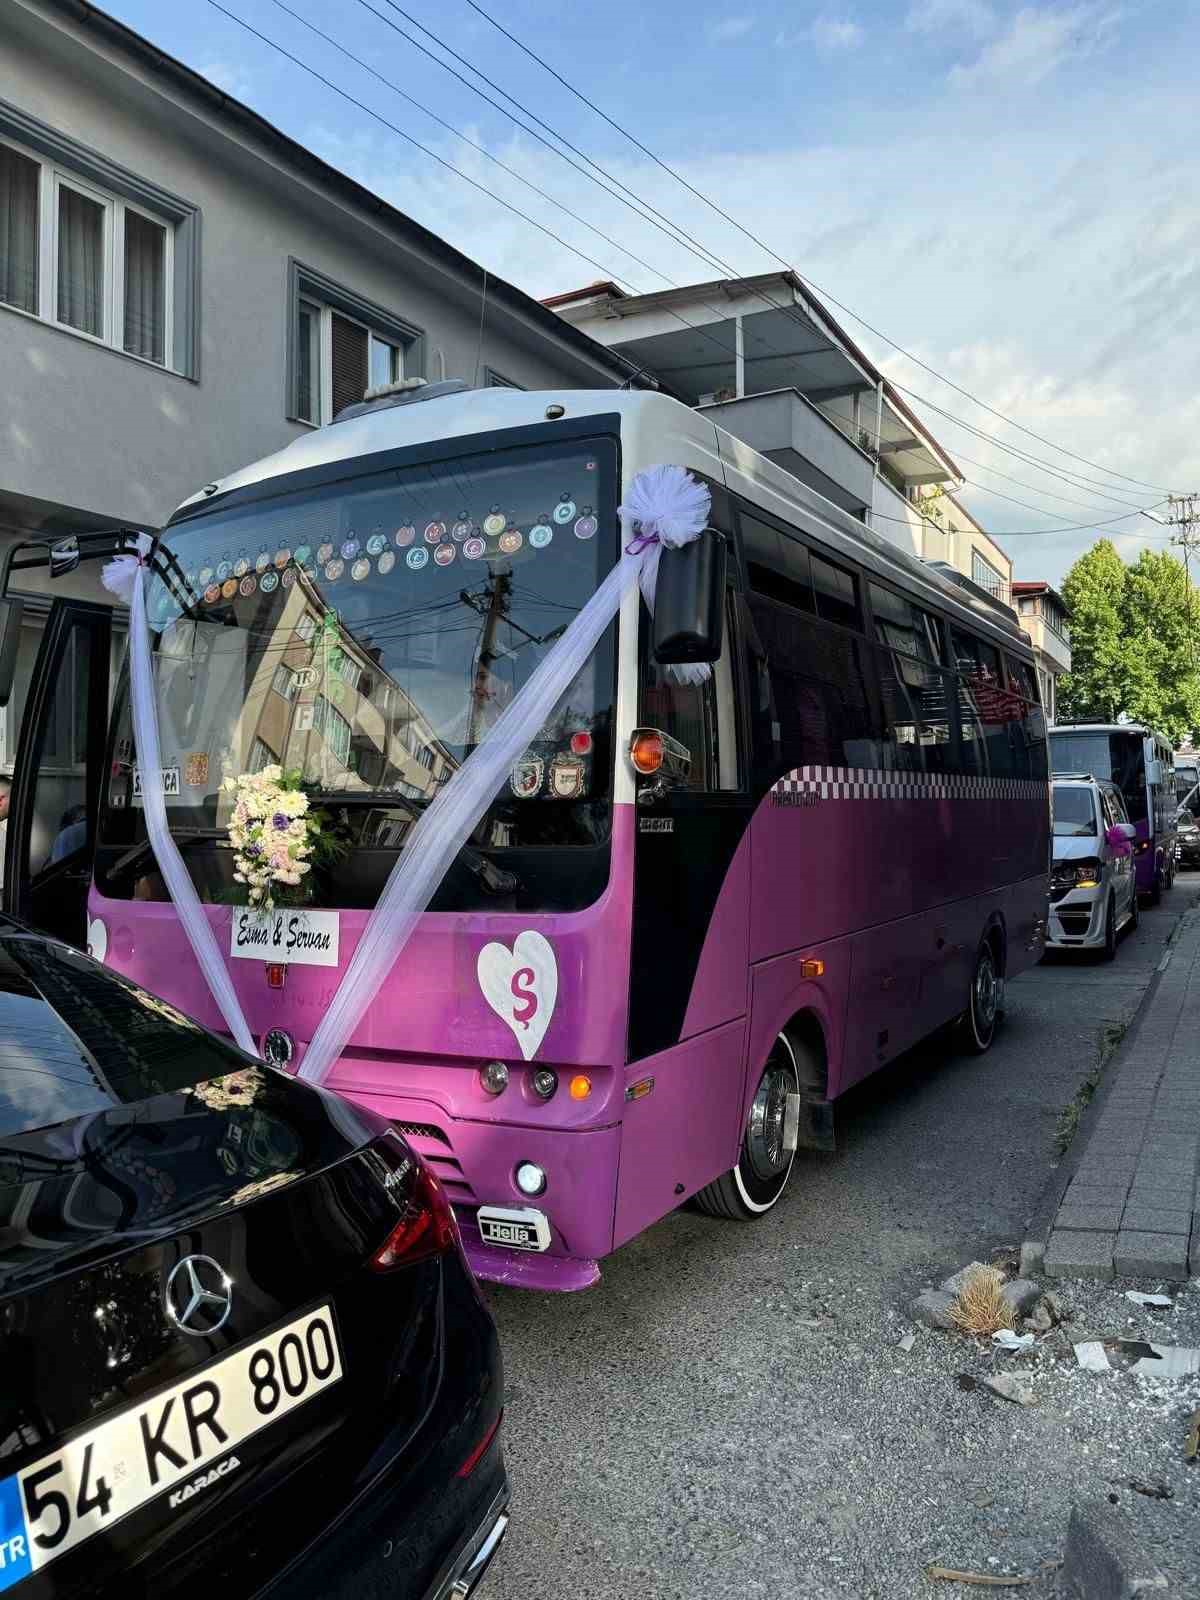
0,532,136,948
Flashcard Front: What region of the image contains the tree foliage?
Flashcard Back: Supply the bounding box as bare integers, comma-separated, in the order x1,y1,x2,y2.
1058,541,1200,743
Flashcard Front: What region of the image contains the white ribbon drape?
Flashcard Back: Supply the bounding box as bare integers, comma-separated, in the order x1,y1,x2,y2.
104,464,709,1086
102,539,259,1056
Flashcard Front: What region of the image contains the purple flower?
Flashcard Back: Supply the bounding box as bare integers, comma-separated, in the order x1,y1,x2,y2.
245,843,262,858
273,812,289,830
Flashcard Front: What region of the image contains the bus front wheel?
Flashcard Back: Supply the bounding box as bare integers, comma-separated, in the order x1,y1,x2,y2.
959,936,1002,1055
694,1032,803,1220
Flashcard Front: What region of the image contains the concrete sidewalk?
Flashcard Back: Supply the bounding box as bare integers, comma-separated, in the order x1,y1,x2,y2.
1041,907,1200,1281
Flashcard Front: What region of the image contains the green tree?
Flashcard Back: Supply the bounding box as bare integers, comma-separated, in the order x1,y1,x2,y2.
1057,540,1129,723
1057,540,1200,742
1121,549,1200,743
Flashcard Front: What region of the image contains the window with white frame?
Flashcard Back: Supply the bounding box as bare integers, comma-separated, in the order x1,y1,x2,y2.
971,549,1005,598
289,260,423,425
0,130,185,370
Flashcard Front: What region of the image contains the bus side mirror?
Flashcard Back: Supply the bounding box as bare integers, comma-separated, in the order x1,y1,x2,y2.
1147,758,1164,786
652,528,727,665
0,599,25,709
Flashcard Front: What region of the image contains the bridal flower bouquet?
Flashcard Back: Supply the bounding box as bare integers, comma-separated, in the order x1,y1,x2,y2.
224,765,316,911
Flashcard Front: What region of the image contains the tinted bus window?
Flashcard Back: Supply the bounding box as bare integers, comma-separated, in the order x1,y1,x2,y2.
811,554,860,630
1050,731,1147,822
741,514,815,613
1005,655,1039,702
876,648,925,773
747,595,880,772
870,585,940,665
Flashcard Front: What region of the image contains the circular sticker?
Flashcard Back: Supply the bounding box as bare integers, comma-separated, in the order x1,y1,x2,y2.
233,557,250,578
366,533,386,557
204,583,221,605
274,548,291,569
377,550,396,575
221,578,238,600
499,529,523,554
406,547,429,570
463,537,487,560
324,559,344,583
452,518,474,542
238,575,257,597
529,523,553,549
317,543,334,566
255,550,271,573
198,566,214,587
259,570,279,594
395,525,416,547
281,568,297,589
553,496,576,524
574,513,598,540
216,560,232,582
482,509,506,537
424,522,446,544
434,543,456,567
351,558,371,582
341,539,359,560
294,544,312,566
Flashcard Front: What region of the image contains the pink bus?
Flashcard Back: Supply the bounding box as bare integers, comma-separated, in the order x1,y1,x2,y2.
2,387,1050,1291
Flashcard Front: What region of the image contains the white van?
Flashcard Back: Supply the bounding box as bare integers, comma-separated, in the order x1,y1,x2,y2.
1048,775,1139,958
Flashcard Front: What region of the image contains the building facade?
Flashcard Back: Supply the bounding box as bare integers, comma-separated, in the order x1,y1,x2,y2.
0,0,629,803
1010,581,1071,722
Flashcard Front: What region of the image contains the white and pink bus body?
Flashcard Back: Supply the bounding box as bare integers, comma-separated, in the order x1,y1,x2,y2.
81,389,1050,1290
1049,724,1177,901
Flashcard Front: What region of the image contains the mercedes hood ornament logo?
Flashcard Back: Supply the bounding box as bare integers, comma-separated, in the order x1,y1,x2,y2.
165,1254,234,1337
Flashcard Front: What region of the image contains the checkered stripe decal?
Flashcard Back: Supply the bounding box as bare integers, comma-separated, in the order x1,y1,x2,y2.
771,766,1046,801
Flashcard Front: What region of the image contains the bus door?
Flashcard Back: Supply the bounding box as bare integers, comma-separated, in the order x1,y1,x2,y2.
2,599,112,948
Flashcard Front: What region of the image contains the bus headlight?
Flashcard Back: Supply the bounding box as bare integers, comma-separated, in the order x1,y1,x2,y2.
515,1162,547,1196
480,1061,509,1095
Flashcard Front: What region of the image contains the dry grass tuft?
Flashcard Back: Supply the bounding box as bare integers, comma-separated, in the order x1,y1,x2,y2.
949,1263,1015,1336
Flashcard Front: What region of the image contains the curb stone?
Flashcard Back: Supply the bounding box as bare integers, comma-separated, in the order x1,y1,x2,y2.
1062,1503,1167,1598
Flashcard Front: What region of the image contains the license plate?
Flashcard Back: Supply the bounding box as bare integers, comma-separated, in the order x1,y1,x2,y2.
0,1306,342,1592
477,1206,551,1252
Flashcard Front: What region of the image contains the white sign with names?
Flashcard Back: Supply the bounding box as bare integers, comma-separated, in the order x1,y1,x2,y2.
230,907,341,966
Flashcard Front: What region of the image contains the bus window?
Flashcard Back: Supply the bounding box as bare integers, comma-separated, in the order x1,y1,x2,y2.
741,514,815,614
875,648,925,773
642,596,740,792
811,554,860,630
1004,655,1039,703
746,594,880,774
870,584,939,666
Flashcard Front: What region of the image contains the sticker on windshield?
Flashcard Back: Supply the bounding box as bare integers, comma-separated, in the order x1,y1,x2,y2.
256,549,271,573
274,548,291,569
483,508,506,537
185,753,209,788
351,559,370,582
434,544,456,567
574,510,597,540
452,517,474,542
198,566,214,587
233,557,249,578
259,571,279,594
221,579,238,600
499,530,523,554
340,539,358,560
281,569,297,589
377,551,395,575
366,533,386,557
238,575,256,598
216,559,231,582
510,758,544,798
553,495,576,524
323,560,343,584
424,522,446,544
133,766,181,798
317,543,334,565
294,544,312,566
406,548,429,571
204,584,221,605
529,524,553,549
463,537,486,560
394,526,415,548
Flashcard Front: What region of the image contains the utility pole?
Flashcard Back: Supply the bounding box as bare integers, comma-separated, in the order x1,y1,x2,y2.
1166,494,1200,671
466,572,512,748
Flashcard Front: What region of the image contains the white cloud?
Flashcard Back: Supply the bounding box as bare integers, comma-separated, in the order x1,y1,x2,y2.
906,0,995,35
198,59,253,99
706,16,754,42
810,15,865,51
949,4,1122,89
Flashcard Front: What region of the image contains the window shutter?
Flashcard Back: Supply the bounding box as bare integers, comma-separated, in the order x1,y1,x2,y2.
331,313,368,417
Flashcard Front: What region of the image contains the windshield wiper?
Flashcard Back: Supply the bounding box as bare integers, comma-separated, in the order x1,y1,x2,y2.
111,830,223,879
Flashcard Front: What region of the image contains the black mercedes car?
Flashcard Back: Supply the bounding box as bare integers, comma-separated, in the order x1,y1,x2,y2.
0,926,507,1599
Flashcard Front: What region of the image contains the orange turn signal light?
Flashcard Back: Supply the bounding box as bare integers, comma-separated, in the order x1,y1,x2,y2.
800,958,825,979
569,1074,593,1101
629,730,664,775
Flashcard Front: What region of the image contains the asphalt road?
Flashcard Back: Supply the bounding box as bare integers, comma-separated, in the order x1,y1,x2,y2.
483,875,1200,1600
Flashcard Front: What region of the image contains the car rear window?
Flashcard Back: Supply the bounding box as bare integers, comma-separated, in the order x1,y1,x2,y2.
1051,786,1097,837
0,937,252,1138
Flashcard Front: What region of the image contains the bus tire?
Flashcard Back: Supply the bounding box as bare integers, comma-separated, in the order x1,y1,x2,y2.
1149,867,1162,906
694,1031,803,1221
959,936,1001,1055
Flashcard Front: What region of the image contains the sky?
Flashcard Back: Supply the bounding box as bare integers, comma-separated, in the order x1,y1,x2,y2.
96,0,1200,586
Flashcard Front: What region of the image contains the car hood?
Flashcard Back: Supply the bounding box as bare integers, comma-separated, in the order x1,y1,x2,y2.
1052,836,1102,864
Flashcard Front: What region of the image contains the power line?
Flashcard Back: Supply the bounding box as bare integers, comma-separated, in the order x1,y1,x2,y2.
870,499,1170,538
460,0,1176,496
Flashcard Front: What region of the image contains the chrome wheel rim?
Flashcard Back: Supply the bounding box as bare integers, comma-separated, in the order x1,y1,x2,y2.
746,1044,795,1181
974,950,997,1032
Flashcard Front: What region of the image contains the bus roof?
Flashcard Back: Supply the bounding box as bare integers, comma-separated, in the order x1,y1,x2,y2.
1051,724,1157,736
171,385,1031,659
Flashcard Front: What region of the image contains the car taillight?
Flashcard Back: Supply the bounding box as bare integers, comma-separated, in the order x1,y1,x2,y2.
456,1409,503,1478
371,1156,459,1270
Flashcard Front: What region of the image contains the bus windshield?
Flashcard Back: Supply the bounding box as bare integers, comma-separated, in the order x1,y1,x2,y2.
1050,730,1147,822
98,436,618,911
1051,785,1096,837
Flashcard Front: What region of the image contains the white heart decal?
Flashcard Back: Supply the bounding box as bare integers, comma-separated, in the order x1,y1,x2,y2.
476,930,558,1062
86,918,108,964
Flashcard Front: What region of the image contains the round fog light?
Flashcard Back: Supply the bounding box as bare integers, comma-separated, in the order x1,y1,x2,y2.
531,1067,558,1100
515,1162,546,1197
480,1061,509,1095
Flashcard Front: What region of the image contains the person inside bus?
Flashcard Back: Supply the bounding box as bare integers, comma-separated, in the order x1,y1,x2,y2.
49,803,88,864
